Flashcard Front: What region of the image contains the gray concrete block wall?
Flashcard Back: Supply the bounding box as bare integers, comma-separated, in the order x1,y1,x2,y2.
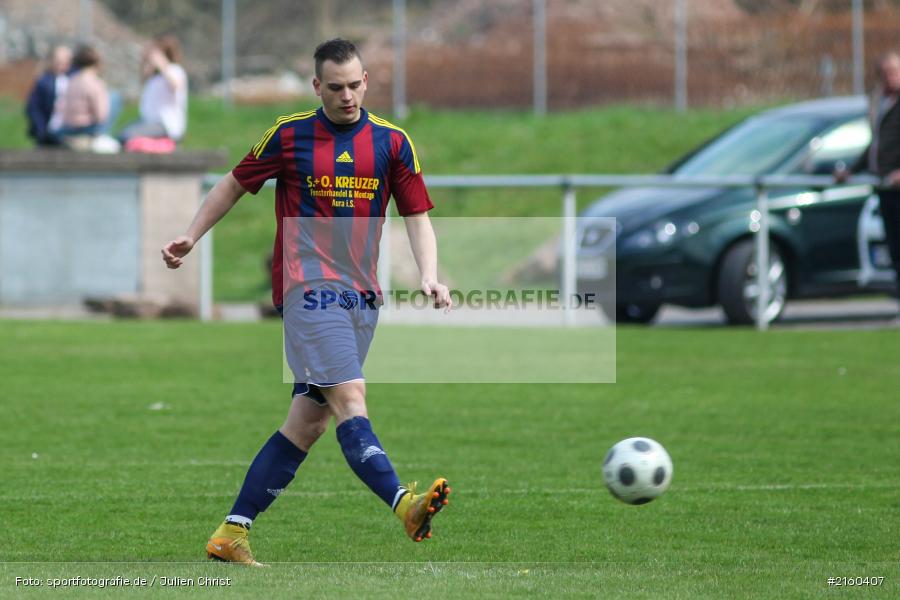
140,173,202,305
0,151,226,313
0,174,140,305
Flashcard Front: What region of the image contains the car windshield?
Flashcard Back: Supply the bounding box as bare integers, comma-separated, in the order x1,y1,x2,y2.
673,115,824,177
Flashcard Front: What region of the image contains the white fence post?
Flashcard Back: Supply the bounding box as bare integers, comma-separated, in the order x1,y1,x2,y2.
533,0,547,116
674,0,688,112
852,0,865,96
392,0,408,119
200,227,213,322
378,211,392,298
754,183,770,331
79,0,93,40
221,0,236,107
562,184,577,326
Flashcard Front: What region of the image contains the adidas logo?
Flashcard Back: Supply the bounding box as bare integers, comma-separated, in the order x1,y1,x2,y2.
359,445,386,463
336,151,353,163
267,488,285,497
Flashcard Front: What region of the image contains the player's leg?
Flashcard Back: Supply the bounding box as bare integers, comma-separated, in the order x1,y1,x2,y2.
216,287,332,534
324,380,402,507
206,392,326,565
324,382,450,542
227,393,328,523
280,392,331,451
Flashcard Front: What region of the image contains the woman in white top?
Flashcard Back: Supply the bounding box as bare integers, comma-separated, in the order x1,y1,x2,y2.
119,34,188,143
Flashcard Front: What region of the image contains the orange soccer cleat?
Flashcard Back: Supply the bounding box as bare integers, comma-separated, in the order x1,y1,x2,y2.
393,478,451,542
205,521,267,567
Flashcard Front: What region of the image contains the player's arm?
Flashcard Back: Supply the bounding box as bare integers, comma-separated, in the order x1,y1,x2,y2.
389,129,449,308
163,119,284,269
161,173,246,269
403,212,451,309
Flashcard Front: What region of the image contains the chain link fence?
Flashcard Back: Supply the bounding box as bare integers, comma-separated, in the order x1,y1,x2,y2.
2,0,900,109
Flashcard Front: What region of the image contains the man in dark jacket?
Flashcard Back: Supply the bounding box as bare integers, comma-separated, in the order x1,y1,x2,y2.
842,53,900,308
24,45,72,145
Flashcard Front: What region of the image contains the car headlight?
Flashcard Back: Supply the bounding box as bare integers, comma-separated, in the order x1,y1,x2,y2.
621,221,700,251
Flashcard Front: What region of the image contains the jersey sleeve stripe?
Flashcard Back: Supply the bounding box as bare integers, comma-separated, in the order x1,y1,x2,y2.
251,124,279,158
368,113,421,174
251,110,317,159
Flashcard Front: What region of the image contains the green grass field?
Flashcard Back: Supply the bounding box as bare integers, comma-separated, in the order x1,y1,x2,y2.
2,320,898,598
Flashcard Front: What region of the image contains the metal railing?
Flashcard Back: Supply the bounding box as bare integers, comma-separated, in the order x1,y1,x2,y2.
201,173,884,330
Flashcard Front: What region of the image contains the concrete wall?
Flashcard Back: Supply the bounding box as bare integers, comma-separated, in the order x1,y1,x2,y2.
140,173,202,306
0,150,226,312
0,173,139,305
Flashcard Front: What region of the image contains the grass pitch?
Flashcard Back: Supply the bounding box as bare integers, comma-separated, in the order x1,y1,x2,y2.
1,320,898,598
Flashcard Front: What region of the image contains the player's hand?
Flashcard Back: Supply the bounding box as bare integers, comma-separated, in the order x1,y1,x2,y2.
161,236,195,269
421,278,452,312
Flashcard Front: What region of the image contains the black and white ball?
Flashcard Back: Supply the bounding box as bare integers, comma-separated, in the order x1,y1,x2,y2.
602,437,673,505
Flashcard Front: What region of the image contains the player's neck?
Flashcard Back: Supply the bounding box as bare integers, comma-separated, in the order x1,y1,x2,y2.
321,107,363,132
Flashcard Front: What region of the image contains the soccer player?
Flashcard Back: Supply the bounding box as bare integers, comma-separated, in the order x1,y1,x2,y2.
161,39,452,566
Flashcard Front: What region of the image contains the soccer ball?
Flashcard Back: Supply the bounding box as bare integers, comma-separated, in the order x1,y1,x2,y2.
602,437,673,505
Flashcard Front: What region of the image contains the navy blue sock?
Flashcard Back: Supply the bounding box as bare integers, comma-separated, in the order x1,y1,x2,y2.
336,416,403,508
228,431,307,523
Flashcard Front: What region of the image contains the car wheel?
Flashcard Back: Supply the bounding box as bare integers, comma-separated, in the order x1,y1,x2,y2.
717,239,788,325
613,302,661,324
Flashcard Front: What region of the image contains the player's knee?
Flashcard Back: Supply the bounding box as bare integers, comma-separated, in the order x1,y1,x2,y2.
308,417,328,441
282,424,319,452
333,396,367,420
324,382,367,421
280,416,327,451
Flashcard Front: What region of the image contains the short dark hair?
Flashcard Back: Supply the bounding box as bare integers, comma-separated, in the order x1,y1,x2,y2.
314,38,362,79
72,45,100,69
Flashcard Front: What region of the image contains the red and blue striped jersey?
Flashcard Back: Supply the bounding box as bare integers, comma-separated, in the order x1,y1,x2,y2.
232,107,433,307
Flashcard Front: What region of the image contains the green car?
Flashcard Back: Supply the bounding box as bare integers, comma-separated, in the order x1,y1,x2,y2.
578,96,895,325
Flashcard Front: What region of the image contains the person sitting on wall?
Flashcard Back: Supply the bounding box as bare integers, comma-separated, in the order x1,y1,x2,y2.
53,45,122,151
24,45,72,146
118,34,188,153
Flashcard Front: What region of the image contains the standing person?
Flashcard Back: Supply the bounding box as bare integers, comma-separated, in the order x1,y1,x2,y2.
24,45,72,146
118,34,188,144
55,45,120,139
840,52,900,311
161,39,452,566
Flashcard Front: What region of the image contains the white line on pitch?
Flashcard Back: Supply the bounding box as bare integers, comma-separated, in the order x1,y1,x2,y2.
1,481,896,502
